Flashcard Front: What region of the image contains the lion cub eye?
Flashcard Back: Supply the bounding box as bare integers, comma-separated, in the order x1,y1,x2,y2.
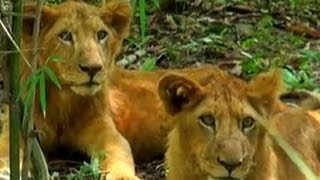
97,30,108,42
241,116,255,132
58,31,73,43
198,114,215,127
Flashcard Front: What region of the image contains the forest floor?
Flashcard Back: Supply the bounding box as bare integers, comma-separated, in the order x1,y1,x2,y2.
119,0,320,88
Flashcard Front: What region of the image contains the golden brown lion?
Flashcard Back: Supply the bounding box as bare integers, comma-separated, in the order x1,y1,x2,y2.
108,65,226,162
1,0,139,179
158,69,320,180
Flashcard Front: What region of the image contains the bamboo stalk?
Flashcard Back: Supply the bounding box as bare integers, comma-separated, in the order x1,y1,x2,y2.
8,0,22,178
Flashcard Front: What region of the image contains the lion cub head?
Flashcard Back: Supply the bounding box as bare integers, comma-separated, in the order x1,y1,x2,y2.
22,0,131,96
158,69,283,179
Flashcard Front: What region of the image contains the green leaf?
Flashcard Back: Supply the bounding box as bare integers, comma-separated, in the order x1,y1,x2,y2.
39,73,46,119
241,57,260,75
258,15,273,28
282,66,316,89
48,54,64,62
17,72,35,101
42,66,61,89
151,0,160,8
282,67,299,88
22,73,39,128
299,50,320,62
139,0,146,40
140,57,156,72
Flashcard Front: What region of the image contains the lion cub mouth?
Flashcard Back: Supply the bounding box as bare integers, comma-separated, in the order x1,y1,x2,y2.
83,81,100,87
70,81,102,96
208,176,242,180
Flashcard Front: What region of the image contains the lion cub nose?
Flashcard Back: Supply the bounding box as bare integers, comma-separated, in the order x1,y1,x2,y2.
79,64,103,77
217,156,243,173
216,139,244,173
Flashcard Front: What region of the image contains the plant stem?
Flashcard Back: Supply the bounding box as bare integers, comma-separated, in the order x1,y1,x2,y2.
21,0,50,179
138,0,146,41
8,0,22,178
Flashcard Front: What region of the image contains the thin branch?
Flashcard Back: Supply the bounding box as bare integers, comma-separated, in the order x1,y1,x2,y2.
0,11,35,18
0,47,45,54
0,19,33,70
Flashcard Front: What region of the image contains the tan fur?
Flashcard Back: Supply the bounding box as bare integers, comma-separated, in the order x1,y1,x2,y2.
107,65,225,162
0,104,10,172
158,69,320,180
1,1,139,179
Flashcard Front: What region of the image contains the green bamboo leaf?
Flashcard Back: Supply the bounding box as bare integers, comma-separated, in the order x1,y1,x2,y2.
22,72,38,105
17,72,34,101
42,66,61,89
22,73,39,127
39,73,46,119
48,54,63,62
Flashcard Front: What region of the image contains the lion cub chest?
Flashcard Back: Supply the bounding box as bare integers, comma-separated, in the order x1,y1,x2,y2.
35,95,104,155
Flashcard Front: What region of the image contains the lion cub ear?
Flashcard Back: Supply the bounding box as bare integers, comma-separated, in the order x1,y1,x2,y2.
22,4,58,40
100,0,132,38
247,69,285,114
158,74,204,115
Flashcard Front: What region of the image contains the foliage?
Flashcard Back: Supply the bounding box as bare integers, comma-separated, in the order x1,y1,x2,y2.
50,151,107,179
19,56,62,121
133,0,159,41
121,0,320,81
140,57,157,71
62,160,101,180
283,49,320,90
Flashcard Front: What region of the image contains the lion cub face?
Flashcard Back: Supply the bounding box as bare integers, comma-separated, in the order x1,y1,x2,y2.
22,1,131,96
158,70,282,179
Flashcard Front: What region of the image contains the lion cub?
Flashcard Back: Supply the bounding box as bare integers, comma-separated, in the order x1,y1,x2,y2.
158,69,320,180
0,0,139,179
108,65,225,163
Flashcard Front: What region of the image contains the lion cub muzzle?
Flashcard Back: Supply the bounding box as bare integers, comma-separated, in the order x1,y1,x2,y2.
215,139,245,173
70,61,104,96
70,45,106,96
78,41,105,81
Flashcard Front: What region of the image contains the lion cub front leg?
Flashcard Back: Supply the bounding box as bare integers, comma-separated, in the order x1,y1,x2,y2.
101,136,139,180
99,131,139,180
73,115,139,180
